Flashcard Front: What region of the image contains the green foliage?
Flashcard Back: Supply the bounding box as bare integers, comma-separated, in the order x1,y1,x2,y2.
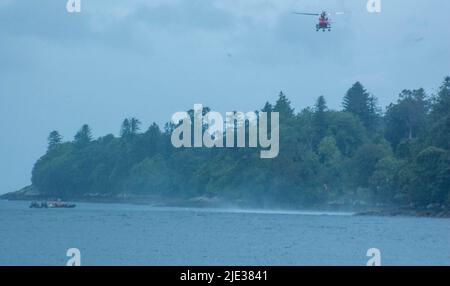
273,91,294,120
370,156,403,202
74,124,92,147
126,155,174,195
385,89,429,149
30,77,450,208
121,117,141,138
313,96,328,147
406,147,450,205
350,143,392,188
342,82,379,131
318,137,341,165
429,77,450,149
47,131,62,151
327,111,367,156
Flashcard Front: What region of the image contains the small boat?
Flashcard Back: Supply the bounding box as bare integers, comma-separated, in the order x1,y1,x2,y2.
30,201,76,209
29,201,47,208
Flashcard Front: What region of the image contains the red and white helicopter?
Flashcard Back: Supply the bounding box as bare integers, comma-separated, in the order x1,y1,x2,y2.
292,11,345,32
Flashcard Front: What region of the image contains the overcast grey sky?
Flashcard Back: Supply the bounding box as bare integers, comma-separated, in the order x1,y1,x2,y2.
1,0,449,194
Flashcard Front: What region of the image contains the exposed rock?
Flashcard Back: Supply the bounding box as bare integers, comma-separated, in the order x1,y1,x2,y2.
1,185,40,200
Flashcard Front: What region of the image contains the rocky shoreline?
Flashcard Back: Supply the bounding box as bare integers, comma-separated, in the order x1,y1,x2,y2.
2,186,449,218
355,207,450,218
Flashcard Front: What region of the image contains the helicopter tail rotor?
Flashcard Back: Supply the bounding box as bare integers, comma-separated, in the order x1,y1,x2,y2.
329,11,351,16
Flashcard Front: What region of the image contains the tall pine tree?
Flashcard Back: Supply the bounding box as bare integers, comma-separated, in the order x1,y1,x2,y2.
47,131,62,151
273,91,294,119
342,82,378,131
74,124,92,147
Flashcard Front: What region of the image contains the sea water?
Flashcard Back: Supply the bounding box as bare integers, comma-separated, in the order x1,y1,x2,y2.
0,200,448,265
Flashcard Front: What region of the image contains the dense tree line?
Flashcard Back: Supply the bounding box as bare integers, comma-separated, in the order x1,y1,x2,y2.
31,77,450,208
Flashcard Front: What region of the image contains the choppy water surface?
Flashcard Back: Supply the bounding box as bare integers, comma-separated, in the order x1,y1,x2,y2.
0,200,448,265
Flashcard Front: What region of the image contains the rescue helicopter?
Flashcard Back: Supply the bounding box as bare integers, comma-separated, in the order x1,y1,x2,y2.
292,11,345,32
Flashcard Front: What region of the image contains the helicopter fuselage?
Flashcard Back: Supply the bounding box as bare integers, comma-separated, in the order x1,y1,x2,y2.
317,16,331,31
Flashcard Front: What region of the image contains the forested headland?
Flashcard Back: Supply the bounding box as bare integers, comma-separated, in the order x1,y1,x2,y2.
3,77,450,214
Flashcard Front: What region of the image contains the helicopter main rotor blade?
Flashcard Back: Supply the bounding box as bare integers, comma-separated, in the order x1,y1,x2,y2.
292,12,320,16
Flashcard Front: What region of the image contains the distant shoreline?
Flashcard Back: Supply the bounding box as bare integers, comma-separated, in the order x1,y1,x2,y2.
2,189,449,219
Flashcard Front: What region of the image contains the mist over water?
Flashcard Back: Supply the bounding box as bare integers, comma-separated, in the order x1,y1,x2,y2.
1,201,448,266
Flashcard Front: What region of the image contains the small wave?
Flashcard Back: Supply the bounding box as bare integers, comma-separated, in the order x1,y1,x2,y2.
167,207,355,216
217,209,355,216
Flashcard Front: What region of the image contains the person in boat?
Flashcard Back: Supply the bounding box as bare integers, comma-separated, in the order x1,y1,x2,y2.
30,201,39,208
